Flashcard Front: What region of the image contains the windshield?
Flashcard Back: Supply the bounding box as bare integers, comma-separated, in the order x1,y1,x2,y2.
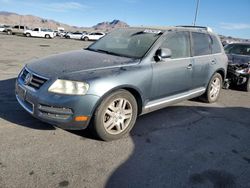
87,28,163,58
224,44,250,56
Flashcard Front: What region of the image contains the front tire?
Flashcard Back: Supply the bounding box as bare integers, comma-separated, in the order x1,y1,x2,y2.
243,77,250,92
26,33,31,37
7,30,12,35
203,73,222,103
93,90,138,141
83,37,89,41
45,34,50,39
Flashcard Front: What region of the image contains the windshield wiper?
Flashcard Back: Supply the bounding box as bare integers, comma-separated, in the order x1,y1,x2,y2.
86,48,137,59
85,48,110,54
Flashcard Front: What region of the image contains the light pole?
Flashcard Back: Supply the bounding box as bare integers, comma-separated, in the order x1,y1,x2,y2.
193,0,200,26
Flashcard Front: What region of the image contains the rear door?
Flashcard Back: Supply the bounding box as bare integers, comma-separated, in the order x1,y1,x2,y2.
151,31,192,100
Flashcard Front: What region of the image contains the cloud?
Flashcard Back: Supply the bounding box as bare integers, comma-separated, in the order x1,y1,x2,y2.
220,22,250,30
43,2,87,12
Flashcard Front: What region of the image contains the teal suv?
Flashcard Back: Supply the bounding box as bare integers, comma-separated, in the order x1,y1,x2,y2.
16,26,228,140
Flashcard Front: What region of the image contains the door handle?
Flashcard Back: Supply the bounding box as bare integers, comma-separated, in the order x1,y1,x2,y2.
187,64,192,69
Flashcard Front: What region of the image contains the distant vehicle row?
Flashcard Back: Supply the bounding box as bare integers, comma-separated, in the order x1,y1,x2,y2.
0,25,105,40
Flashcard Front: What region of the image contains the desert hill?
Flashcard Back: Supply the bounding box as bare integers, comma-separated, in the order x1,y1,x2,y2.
0,11,129,32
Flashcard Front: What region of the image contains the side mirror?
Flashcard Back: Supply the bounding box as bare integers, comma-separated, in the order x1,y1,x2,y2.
154,48,172,62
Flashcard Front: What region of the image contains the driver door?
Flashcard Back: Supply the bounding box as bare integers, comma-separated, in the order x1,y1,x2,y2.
32,28,40,37
151,31,193,100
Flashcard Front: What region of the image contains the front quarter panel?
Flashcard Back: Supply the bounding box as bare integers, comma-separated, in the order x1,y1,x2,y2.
62,64,153,106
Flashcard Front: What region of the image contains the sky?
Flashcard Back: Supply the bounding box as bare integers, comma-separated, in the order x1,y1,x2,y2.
1,0,250,39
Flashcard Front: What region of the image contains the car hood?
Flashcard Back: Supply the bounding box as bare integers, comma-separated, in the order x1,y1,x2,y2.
227,54,250,65
26,50,139,78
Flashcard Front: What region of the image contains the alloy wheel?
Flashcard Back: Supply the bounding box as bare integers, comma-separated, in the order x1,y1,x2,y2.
103,98,133,135
209,77,221,100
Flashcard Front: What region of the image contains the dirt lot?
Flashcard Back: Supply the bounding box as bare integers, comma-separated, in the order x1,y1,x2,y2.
0,34,250,188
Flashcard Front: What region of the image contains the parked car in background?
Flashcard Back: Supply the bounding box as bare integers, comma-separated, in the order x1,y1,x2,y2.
225,43,250,91
24,28,55,39
81,32,105,41
65,31,86,39
0,25,6,32
15,26,227,141
3,25,28,35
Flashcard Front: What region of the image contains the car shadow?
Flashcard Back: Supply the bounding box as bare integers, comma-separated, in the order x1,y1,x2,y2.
106,105,250,188
0,78,55,130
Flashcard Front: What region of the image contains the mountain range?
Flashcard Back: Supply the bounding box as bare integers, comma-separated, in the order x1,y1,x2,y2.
0,11,129,31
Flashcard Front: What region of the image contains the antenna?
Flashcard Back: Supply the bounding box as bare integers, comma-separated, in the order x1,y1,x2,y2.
193,0,200,26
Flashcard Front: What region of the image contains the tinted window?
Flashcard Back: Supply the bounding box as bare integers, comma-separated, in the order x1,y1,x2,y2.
33,28,39,31
192,32,211,56
161,31,191,59
211,35,222,54
20,26,24,29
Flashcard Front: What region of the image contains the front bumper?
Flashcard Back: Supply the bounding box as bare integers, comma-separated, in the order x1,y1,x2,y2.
15,77,100,130
227,69,250,86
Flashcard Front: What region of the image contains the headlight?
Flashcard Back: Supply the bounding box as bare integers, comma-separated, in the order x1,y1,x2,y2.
48,79,89,95
235,68,250,75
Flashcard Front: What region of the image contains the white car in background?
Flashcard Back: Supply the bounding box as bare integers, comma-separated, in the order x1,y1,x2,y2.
24,28,55,39
65,32,86,39
81,32,105,41
0,25,6,32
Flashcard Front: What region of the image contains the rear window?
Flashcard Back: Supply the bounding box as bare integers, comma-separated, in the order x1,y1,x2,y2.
192,32,211,56
211,35,222,54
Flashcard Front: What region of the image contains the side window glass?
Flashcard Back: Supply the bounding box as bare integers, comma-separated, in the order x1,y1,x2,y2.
192,32,211,56
161,31,191,59
211,35,222,54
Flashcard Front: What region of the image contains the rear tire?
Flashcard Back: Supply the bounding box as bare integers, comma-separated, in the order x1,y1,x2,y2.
93,90,138,141
202,73,222,103
83,37,89,41
26,33,31,37
45,34,50,39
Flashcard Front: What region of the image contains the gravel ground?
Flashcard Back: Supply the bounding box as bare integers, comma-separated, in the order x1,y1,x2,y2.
0,34,249,188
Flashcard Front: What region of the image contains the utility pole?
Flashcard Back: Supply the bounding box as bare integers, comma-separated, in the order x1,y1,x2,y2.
193,0,200,26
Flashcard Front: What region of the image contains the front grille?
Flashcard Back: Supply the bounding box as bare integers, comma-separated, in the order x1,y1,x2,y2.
20,68,48,89
38,104,73,120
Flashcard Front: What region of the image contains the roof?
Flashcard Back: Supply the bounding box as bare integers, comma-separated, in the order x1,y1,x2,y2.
128,25,214,34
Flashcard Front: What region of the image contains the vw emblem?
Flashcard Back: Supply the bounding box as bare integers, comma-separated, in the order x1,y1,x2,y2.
24,73,32,85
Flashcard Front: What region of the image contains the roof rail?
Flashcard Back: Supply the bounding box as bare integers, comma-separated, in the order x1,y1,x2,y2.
176,25,213,32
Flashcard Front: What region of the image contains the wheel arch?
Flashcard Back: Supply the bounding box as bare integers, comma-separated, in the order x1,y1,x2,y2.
215,68,226,81
91,85,144,117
